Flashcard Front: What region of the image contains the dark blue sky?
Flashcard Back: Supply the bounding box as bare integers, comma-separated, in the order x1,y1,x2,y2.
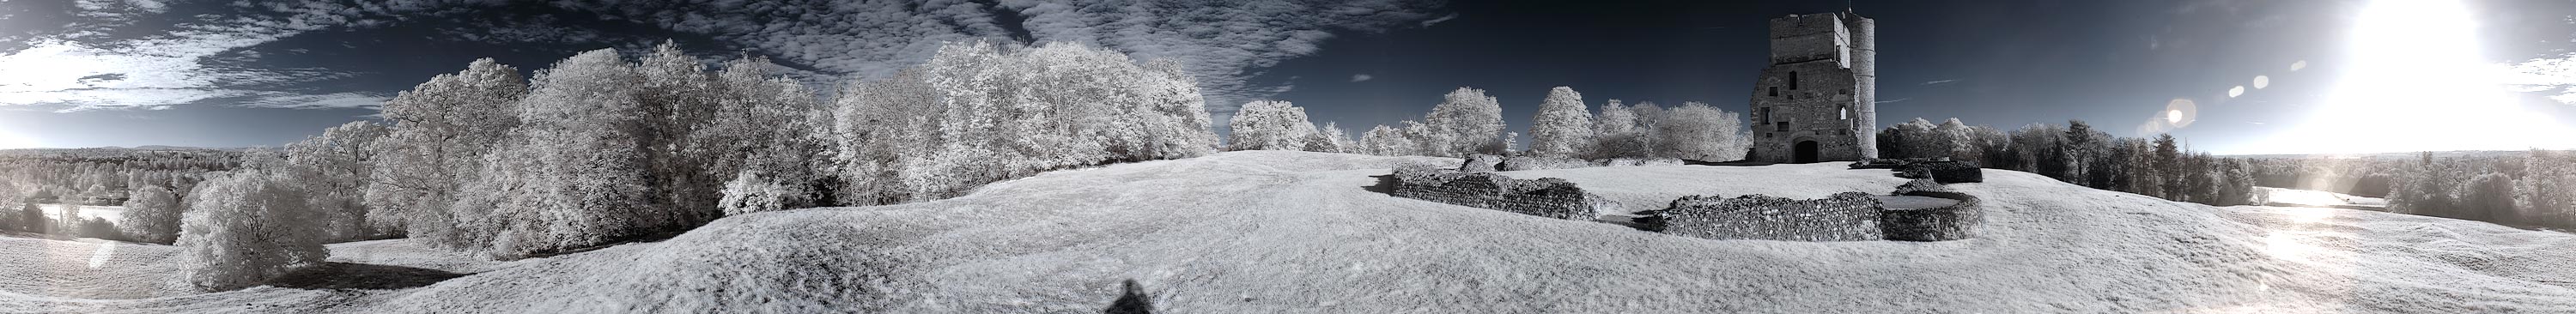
2,0,2572,154
1263,0,2576,154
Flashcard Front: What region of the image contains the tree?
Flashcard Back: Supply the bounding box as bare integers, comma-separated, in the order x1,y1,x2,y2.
1527,87,1594,157
1358,124,1417,156
827,41,1215,207
1966,125,2013,167
1592,100,1649,159
1425,88,1506,157
1309,122,1353,154
368,57,527,251
286,121,390,241
472,48,657,259
2153,134,2182,199
636,40,727,229
1227,100,1319,151
2064,120,2110,186
2518,150,2575,225
702,57,829,216
2218,159,2258,206
118,184,182,244
1653,101,1749,161
177,168,327,292
2460,172,2517,222
1880,118,1936,159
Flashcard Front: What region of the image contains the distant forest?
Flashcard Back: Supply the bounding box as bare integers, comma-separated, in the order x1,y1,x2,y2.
1875,117,2576,230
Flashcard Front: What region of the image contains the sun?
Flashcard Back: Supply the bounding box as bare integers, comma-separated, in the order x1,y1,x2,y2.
2263,0,2576,154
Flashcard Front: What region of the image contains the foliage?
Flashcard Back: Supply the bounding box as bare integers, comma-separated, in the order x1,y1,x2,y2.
1527,87,1594,157
828,41,1217,207
118,184,183,244
1229,100,1321,151
178,168,329,292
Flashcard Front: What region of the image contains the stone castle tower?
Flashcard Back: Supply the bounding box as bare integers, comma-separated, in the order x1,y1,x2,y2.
1747,11,1876,164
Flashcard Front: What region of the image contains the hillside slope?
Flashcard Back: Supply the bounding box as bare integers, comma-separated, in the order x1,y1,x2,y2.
7,151,2575,313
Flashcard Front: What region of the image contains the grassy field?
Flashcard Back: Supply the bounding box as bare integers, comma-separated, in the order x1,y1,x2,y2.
5,150,2574,313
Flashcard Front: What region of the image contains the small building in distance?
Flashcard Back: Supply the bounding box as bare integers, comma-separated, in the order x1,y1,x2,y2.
1747,10,1878,164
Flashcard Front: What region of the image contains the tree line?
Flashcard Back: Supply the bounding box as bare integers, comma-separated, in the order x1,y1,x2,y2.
1874,118,2258,207
1231,86,1753,161
2241,151,2576,229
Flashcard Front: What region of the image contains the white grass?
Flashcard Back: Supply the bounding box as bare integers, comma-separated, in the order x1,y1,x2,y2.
4,151,2575,312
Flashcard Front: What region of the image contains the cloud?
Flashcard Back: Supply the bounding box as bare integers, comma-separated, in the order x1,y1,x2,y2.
1921,79,1960,85
0,0,414,111
234,92,391,110
1350,74,1373,82
5,0,1447,116
1874,98,1911,104
1420,13,1458,27
2507,53,2576,106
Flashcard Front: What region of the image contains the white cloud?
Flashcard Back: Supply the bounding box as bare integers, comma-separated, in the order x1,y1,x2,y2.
1350,74,1373,82
1921,79,1960,85
2506,53,2576,106
0,0,398,111
1874,98,1911,104
235,92,391,110
1420,13,1458,27
536,0,1439,114
5,0,1445,116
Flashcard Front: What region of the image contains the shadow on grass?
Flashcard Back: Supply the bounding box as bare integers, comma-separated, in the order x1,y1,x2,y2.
1363,173,1397,196
269,262,469,290
1103,279,1153,314
1686,159,1768,166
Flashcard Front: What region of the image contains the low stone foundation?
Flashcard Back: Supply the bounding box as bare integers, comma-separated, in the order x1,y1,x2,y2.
1879,190,1982,241
1892,178,1949,195
1458,154,1505,172
1856,158,1983,184
1656,192,1884,241
1391,166,1616,220
1489,155,1685,171
1497,156,1595,171
1907,161,1984,184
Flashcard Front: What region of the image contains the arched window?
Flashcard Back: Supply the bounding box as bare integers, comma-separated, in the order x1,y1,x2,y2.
1839,106,1849,120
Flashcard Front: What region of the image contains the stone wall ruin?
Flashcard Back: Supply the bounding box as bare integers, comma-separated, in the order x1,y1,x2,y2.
1390,166,1617,220
1656,192,1885,241
1880,190,1982,241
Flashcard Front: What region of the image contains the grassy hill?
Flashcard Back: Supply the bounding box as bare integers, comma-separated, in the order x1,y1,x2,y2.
6,151,2575,313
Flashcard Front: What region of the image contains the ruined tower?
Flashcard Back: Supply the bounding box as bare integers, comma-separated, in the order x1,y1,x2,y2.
1747,11,1876,164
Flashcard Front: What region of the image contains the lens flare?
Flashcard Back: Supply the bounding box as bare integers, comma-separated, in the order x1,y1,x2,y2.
2261,0,2576,154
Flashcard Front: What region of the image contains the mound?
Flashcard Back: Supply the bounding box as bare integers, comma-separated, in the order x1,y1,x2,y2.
11,151,2576,313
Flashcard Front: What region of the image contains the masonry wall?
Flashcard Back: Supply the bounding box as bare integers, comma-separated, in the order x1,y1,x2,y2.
1880,190,1981,241
1747,11,1877,164
1391,167,1613,220
1661,192,1884,241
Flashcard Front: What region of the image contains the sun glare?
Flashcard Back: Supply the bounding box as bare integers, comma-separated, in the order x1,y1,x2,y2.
2266,0,2575,154
0,131,38,149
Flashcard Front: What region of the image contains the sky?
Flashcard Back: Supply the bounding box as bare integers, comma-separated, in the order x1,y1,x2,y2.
1,0,2573,154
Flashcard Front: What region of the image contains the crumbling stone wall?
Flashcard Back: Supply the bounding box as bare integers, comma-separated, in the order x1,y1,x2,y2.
1498,156,1594,171
1891,178,1948,195
1658,192,1884,241
1459,154,1505,172
1494,155,1686,171
1880,190,1981,241
1855,158,1983,184
1391,167,1615,220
